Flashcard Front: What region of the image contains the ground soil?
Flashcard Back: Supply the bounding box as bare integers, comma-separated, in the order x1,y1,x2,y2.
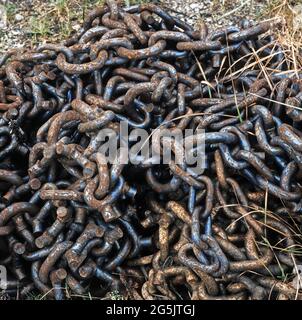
0,0,268,53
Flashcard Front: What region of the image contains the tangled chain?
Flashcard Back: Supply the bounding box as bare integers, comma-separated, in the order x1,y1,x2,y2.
0,0,302,300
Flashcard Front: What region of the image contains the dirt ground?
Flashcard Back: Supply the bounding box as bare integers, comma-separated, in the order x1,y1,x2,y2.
1,1,302,54
159,0,266,28
0,0,270,53
0,0,104,52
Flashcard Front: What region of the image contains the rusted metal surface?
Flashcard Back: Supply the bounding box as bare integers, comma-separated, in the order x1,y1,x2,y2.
0,0,302,300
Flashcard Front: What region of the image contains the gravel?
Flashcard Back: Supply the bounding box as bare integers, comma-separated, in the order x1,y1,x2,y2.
159,0,267,30
0,0,268,54
0,0,39,52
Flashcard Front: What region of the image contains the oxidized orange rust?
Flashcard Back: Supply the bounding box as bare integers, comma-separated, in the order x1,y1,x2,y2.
56,51,108,74
117,40,166,60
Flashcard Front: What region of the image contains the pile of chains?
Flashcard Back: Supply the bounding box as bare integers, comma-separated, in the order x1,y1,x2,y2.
0,0,302,300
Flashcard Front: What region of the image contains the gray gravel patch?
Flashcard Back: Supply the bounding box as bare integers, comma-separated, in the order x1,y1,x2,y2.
159,0,267,30
0,0,267,53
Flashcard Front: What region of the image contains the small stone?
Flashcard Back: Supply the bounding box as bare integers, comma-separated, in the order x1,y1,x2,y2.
72,24,81,31
190,3,199,10
15,13,24,22
292,4,302,31
0,5,7,28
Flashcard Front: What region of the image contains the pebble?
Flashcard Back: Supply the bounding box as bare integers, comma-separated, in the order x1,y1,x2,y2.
160,0,266,31
15,13,24,22
292,4,302,31
190,3,199,10
0,5,7,28
72,23,81,31
0,0,267,53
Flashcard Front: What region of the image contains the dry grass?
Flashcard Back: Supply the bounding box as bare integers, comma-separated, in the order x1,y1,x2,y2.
29,0,106,44
0,0,149,50
260,0,302,69
28,0,149,44
223,201,302,285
